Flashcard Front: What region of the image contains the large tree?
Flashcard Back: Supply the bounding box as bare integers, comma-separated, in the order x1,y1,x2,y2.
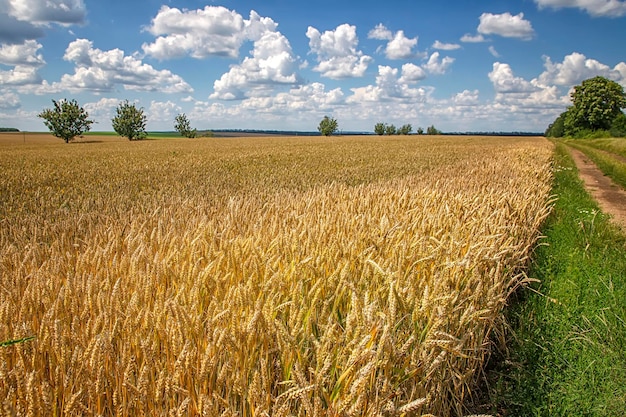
112,100,147,140
566,76,626,133
38,99,94,143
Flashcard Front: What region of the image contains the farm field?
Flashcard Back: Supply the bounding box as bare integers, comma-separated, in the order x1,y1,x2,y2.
0,134,553,416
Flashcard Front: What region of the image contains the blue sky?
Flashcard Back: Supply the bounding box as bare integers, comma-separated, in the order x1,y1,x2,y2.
1,0,625,133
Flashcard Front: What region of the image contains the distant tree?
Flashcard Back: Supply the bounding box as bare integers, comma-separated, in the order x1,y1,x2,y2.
426,125,441,135
545,111,567,138
374,122,385,135
417,127,424,135
318,116,338,136
174,113,197,138
399,124,413,135
38,99,94,143
112,100,147,141
385,124,396,135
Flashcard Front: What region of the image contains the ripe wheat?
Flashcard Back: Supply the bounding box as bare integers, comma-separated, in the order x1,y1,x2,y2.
0,135,553,416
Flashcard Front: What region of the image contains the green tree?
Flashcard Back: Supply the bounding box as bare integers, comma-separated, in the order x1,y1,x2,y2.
426,125,441,135
112,100,147,141
38,99,94,143
610,112,626,137
374,122,385,135
399,124,413,135
545,110,567,138
174,113,197,138
318,116,338,136
385,124,396,135
567,76,626,132
417,127,424,135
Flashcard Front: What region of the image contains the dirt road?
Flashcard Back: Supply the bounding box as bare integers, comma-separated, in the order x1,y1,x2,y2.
569,147,626,231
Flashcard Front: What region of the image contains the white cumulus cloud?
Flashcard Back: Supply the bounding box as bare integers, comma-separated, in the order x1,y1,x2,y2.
399,63,427,83
423,52,455,75
367,23,393,40
348,65,429,102
307,24,373,79
477,12,535,40
534,0,626,17
82,97,119,125
6,0,86,25
210,31,301,100
0,65,41,85
433,40,461,51
53,39,192,93
460,33,486,43
537,52,626,86
385,30,418,59
0,0,84,43
149,100,182,122
368,24,419,60
0,40,45,66
489,62,538,93
241,82,345,114
142,6,277,60
452,89,480,106
0,91,20,109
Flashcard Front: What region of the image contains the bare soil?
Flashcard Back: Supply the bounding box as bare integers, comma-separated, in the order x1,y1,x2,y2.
569,147,626,231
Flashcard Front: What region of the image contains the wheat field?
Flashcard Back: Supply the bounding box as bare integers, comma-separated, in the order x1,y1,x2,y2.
0,134,553,416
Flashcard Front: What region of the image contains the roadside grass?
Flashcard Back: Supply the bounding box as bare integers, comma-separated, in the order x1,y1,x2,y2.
492,142,626,416
573,138,626,159
565,139,626,190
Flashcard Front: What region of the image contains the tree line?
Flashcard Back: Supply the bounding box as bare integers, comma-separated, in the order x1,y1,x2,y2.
545,76,626,138
38,100,443,142
38,99,198,143
316,116,442,137
373,123,441,136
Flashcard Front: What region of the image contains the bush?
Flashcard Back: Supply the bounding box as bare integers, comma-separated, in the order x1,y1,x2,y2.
572,129,611,139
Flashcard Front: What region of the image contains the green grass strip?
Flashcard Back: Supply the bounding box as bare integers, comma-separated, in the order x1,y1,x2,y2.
493,142,626,416
565,140,626,190
574,138,626,159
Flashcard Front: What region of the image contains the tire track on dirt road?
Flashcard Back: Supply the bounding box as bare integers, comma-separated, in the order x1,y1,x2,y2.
568,147,626,231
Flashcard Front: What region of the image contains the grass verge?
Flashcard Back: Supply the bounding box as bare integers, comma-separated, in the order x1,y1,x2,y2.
574,138,626,159
491,142,626,416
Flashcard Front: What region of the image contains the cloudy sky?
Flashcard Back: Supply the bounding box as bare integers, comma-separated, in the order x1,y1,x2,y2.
1,0,625,133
